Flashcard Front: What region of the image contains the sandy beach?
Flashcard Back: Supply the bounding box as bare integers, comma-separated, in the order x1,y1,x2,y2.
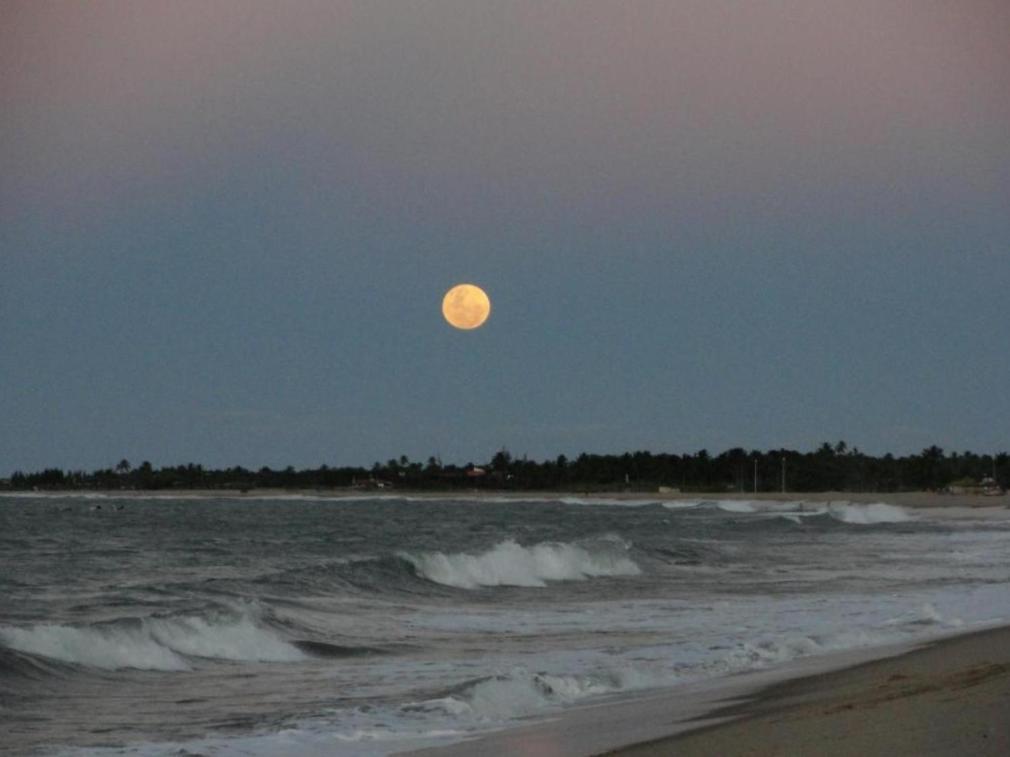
611,624,1010,757
395,491,1009,757
412,625,1010,757
6,489,1010,754
8,2,1008,753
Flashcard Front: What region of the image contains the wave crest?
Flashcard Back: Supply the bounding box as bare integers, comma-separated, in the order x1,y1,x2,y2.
715,500,757,513
401,538,641,589
826,503,910,524
0,612,306,671
660,499,912,525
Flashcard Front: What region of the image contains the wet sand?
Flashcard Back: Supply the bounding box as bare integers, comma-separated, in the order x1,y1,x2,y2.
412,626,1010,757
608,624,1010,757
10,488,1010,754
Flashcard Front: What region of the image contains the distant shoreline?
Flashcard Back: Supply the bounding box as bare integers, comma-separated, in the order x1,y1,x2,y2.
3,487,1007,510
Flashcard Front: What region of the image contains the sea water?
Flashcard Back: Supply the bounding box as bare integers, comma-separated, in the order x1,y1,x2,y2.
2,494,1009,755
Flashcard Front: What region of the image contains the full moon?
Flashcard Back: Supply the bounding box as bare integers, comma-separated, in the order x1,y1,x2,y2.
442,283,491,330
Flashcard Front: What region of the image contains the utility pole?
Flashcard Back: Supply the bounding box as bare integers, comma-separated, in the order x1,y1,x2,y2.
753,459,758,494
781,455,786,494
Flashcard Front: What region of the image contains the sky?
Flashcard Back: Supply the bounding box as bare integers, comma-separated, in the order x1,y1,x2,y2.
2,0,1009,472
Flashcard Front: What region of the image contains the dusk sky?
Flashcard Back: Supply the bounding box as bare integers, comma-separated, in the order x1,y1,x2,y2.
3,1,1008,472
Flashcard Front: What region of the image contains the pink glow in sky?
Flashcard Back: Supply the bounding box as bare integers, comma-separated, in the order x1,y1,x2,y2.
4,0,1007,233
3,1,1009,469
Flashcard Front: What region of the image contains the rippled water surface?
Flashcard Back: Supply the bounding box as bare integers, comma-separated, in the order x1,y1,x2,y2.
2,494,1009,755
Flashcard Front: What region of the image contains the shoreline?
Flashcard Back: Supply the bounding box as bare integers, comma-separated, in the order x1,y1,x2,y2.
410,624,1010,757
6,489,1009,754
609,623,1010,757
2,487,1007,510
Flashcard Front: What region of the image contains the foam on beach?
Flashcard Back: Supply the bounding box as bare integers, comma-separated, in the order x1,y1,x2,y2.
7,492,1010,757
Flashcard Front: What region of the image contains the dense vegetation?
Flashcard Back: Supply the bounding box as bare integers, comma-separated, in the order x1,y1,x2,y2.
4,443,1007,493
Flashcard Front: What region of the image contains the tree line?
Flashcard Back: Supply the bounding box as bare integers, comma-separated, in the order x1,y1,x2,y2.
4,443,1007,493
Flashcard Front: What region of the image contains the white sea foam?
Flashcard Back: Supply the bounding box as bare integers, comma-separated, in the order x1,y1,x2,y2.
884,602,964,629
827,502,911,524
664,499,911,524
0,613,305,671
146,614,305,662
402,538,641,589
715,626,912,676
58,666,660,755
720,635,822,670
660,500,706,510
406,666,658,722
559,497,663,507
14,495,1010,757
714,500,757,513
776,512,808,524
0,623,190,671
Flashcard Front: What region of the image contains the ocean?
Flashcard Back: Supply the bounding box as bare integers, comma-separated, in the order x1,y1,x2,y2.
2,494,1009,755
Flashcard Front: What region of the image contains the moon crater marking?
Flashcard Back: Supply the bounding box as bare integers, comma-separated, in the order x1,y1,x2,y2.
442,283,491,330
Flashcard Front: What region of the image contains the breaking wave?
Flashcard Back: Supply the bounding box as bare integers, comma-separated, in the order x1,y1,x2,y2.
405,666,659,722
715,500,757,513
717,626,913,674
400,538,641,589
559,497,663,507
657,499,912,526
826,502,910,524
0,612,307,671
775,502,912,525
